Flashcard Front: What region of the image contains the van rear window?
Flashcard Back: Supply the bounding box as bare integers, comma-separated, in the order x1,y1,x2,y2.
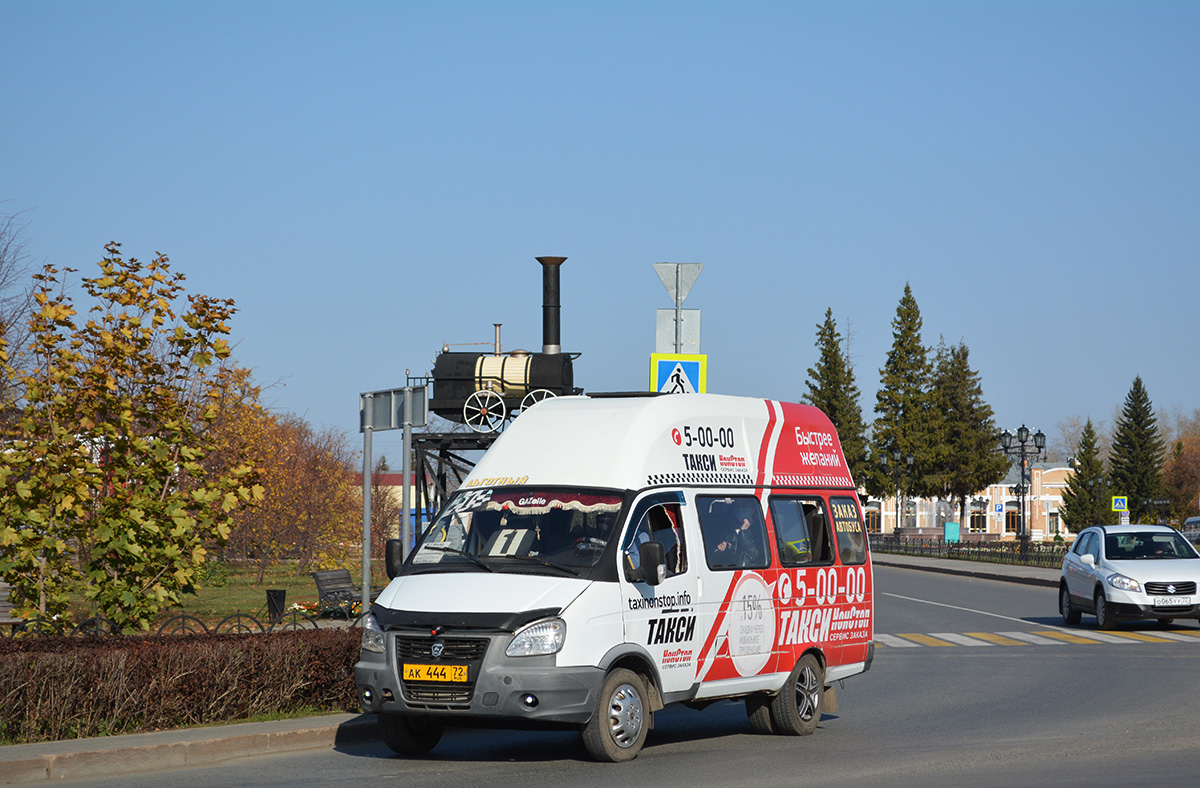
831,497,868,565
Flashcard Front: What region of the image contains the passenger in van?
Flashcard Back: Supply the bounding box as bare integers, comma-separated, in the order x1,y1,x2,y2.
714,501,766,567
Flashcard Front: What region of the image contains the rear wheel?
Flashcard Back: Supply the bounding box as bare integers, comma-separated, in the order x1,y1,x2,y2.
1060,585,1081,625
769,654,823,736
378,713,444,756
582,668,650,762
1095,590,1116,630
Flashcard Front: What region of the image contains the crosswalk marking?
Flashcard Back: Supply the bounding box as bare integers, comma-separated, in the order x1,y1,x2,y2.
874,633,922,647
927,632,994,646
897,633,957,646
1100,631,1175,643
996,631,1063,645
1146,631,1200,643
1035,630,1115,644
874,629,1200,647
964,632,1028,646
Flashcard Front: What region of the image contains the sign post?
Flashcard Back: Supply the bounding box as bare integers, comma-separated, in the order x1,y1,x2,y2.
359,386,427,611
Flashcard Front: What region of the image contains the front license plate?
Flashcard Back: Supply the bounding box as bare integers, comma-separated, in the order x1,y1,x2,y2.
1153,596,1192,607
403,663,468,682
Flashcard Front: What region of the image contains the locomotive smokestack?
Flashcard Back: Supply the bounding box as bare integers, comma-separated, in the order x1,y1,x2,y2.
536,256,566,355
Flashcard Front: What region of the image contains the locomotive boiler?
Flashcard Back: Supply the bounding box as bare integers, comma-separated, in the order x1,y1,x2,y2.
428,256,581,433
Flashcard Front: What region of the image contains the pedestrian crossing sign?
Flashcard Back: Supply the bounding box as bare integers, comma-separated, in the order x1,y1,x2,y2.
1112,496,1127,512
650,354,706,394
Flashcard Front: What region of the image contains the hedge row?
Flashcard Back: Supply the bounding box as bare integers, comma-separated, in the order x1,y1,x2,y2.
0,628,361,744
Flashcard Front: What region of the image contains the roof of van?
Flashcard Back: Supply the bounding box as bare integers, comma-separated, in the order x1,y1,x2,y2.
463,393,856,492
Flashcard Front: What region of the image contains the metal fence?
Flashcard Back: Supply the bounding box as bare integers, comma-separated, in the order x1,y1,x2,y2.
870,534,1069,569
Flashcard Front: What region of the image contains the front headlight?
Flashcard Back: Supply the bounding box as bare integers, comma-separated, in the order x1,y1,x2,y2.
1107,573,1142,593
506,617,566,657
360,613,385,654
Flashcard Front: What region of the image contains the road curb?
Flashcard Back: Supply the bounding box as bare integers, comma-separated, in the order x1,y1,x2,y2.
0,714,379,785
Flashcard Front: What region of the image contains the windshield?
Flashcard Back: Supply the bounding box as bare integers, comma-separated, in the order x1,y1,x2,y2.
1104,531,1199,560
406,487,625,575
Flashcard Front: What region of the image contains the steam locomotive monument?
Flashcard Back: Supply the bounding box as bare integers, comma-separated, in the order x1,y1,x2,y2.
427,256,582,433
409,256,584,516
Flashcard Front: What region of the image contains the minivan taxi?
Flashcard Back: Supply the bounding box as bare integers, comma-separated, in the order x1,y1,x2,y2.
354,393,875,761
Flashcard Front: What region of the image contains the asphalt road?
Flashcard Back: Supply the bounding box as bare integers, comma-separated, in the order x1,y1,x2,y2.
42,564,1200,788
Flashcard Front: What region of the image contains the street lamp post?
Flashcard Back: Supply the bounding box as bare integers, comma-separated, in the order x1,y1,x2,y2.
999,425,1046,559
881,449,914,534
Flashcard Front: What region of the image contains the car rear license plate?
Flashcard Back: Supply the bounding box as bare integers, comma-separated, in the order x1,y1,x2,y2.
1153,596,1191,607
403,663,468,682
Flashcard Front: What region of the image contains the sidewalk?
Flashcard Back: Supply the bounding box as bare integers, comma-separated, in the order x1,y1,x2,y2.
0,554,1058,784
871,552,1062,588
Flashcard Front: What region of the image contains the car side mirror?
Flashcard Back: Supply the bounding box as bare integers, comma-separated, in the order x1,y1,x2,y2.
637,541,667,586
385,539,405,579
1080,554,1095,567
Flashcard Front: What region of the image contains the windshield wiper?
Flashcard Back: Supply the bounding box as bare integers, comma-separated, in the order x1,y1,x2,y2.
493,554,581,576
423,546,495,572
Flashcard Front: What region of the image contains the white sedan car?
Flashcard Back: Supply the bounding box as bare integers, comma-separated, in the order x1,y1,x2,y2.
1060,524,1200,629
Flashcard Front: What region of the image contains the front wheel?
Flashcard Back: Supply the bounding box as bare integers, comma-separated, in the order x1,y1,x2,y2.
582,668,650,762
1060,586,1081,625
769,653,823,735
378,713,444,756
1095,590,1116,630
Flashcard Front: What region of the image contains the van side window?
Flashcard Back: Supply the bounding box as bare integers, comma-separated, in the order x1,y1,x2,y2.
698,495,769,571
768,497,834,566
830,496,868,565
621,493,687,579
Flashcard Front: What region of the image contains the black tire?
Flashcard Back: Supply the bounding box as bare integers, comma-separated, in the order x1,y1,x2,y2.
582,668,650,762
378,713,444,756
1095,590,1116,630
769,653,823,736
746,694,775,734
1060,586,1081,625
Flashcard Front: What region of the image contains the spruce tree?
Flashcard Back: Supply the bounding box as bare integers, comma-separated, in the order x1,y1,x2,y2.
1109,376,1166,523
869,284,932,499
803,308,868,490
1061,419,1109,531
928,339,1008,522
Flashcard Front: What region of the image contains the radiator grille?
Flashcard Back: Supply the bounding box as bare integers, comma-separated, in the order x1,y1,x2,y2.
395,635,490,709
1145,581,1197,596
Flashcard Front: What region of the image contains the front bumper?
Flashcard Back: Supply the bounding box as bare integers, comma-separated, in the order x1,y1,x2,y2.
355,630,605,726
1106,598,1200,621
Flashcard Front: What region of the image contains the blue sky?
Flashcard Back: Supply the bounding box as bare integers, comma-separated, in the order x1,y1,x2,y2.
5,1,1198,461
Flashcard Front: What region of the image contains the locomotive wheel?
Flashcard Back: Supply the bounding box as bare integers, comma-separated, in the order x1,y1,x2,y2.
520,389,555,412
464,389,507,433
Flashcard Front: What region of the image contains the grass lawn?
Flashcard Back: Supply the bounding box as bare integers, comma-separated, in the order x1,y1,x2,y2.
162,562,389,628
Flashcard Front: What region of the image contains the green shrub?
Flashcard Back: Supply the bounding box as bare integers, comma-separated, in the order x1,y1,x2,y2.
0,628,360,744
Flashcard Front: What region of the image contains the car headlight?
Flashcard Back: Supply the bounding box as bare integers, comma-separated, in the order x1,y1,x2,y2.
1107,573,1142,593
360,613,385,654
506,618,566,657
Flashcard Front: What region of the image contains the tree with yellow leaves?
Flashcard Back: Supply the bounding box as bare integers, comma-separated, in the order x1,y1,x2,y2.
0,244,261,629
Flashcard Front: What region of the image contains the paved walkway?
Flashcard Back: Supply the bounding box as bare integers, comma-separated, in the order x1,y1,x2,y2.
0,554,1058,784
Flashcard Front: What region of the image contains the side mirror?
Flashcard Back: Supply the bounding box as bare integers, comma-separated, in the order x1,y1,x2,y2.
385,539,405,579
1080,554,1095,567
638,541,667,586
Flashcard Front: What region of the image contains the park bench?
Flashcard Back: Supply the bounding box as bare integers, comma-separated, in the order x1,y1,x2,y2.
310,569,378,619
1,580,21,633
